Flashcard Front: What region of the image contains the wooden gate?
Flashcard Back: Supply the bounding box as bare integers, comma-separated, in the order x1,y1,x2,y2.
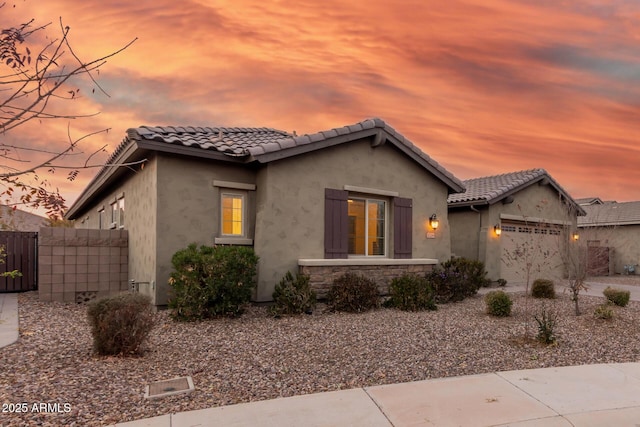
0,231,38,292
587,246,610,276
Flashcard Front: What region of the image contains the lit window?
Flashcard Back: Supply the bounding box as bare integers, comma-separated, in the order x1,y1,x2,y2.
118,198,125,228
348,198,385,256
221,193,244,236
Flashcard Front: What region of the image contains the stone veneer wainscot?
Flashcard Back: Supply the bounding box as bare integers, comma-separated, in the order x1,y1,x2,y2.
298,258,437,299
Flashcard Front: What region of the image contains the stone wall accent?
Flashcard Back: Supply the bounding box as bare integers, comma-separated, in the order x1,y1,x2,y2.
38,228,128,303
299,263,434,299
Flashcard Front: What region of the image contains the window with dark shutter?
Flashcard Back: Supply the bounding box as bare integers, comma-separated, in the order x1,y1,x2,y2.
393,197,412,259
324,188,348,258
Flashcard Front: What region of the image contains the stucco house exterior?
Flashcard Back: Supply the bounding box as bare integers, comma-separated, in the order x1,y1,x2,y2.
65,118,465,305
447,169,585,284
578,200,640,275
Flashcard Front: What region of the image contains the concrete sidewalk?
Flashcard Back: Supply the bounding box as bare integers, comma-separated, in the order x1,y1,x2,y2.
113,362,640,427
0,292,18,348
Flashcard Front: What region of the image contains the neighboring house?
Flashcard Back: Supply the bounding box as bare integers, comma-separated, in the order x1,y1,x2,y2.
0,205,47,232
578,200,640,275
447,169,585,284
65,118,465,305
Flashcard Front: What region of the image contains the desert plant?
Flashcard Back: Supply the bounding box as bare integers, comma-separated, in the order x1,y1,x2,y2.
531,279,556,299
594,303,614,320
484,290,512,317
534,307,557,344
87,293,155,356
429,258,491,303
327,272,380,312
270,271,316,316
603,287,630,307
168,244,259,320
497,278,507,287
387,274,437,311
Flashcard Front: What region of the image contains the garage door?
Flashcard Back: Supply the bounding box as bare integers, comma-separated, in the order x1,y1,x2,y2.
500,221,566,284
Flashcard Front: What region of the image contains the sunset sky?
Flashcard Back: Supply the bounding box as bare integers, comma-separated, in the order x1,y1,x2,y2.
3,0,639,212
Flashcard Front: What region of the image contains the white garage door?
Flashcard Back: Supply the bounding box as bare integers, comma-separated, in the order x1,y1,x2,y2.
500,221,566,284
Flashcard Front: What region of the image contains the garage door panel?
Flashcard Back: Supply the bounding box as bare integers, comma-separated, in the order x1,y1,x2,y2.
501,221,566,284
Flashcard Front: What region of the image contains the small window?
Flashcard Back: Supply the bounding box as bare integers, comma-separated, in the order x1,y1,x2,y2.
221,193,244,236
348,197,386,256
109,197,125,229
118,198,125,228
110,201,118,228
98,208,105,229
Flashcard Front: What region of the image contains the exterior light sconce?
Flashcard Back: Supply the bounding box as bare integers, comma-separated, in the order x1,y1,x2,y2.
572,232,579,241
494,224,502,236
429,214,439,230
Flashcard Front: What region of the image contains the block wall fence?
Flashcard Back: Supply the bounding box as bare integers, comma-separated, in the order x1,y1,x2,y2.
38,228,128,303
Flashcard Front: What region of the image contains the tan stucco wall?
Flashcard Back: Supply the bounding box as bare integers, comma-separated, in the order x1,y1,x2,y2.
253,139,452,301
580,225,640,275
73,156,158,302
154,153,257,305
450,182,578,281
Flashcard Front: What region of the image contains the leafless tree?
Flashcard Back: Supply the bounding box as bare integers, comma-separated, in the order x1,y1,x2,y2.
0,3,137,217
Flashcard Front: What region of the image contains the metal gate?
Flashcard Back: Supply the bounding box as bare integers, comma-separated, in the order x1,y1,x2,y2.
0,231,38,292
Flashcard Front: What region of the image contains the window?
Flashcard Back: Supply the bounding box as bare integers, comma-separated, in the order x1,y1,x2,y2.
98,208,105,229
109,196,125,229
221,193,244,236
347,198,386,256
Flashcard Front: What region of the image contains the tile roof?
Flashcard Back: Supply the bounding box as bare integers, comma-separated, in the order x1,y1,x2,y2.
447,168,585,215
66,118,464,219
127,126,293,157
575,197,605,206
578,201,640,226
448,169,549,204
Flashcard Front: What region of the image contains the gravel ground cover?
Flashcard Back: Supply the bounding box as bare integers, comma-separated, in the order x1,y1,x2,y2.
2,282,640,426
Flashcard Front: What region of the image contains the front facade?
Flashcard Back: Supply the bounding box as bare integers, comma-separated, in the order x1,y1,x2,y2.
578,201,640,275
448,169,584,284
66,118,464,304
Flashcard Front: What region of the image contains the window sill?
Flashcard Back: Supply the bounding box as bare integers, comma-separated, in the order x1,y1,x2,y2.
214,237,253,246
298,258,438,266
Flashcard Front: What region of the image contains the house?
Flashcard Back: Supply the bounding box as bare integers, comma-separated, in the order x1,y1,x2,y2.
65,118,465,304
0,205,47,232
578,200,640,275
447,169,585,284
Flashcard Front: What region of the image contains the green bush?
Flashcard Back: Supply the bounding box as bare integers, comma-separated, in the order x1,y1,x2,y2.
270,271,316,316
327,272,380,312
531,279,556,299
168,244,259,320
534,307,557,344
594,303,614,320
429,258,491,303
484,290,512,317
603,287,630,307
87,293,155,356
387,274,437,311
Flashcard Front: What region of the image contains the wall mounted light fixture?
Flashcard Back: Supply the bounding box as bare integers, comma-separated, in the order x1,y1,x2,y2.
429,214,439,230
572,232,580,241
494,224,502,236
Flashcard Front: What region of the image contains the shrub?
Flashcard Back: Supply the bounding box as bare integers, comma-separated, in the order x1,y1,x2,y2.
388,274,437,311
270,271,316,316
168,244,259,320
429,258,491,303
497,278,507,287
534,307,557,344
327,272,380,312
87,293,155,356
531,279,556,299
594,303,614,320
484,290,512,317
603,287,630,307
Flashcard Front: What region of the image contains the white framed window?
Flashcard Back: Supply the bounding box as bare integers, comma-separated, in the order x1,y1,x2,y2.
98,207,105,229
347,197,386,256
221,193,245,236
109,196,125,229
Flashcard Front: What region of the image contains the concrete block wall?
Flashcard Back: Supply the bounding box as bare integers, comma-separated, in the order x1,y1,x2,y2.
38,228,128,303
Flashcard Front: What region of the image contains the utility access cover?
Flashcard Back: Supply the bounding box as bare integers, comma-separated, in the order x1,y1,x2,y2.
145,376,194,400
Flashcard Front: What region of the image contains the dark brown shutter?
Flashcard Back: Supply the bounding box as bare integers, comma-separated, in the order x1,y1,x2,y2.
394,197,412,259
324,188,348,259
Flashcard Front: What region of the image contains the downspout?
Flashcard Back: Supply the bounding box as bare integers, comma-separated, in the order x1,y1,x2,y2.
470,205,482,260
